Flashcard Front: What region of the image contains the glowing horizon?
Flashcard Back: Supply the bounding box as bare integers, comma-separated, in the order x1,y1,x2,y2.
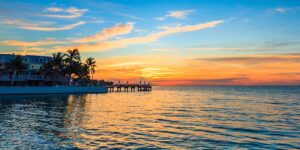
0,0,299,86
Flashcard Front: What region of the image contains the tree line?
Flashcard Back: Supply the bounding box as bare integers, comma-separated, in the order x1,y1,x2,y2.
4,49,97,86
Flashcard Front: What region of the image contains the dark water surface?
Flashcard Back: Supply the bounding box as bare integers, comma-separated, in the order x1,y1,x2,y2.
0,86,299,149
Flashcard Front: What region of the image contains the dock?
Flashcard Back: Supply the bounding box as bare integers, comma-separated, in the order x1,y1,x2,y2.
106,84,152,92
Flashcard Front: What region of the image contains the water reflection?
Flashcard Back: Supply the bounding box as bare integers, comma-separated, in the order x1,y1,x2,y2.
0,86,299,149
0,95,69,149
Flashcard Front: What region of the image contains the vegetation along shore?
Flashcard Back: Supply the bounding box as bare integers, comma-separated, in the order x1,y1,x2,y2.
0,49,112,86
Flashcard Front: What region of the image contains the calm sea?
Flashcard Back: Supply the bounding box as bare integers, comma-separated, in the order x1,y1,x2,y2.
0,86,299,149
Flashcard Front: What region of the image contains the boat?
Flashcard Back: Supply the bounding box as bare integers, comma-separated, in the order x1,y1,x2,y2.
0,86,108,95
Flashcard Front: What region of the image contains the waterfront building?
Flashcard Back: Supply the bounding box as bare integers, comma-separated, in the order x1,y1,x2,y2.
0,54,55,86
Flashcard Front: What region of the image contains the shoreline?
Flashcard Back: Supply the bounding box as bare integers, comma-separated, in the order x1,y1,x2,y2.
0,86,108,95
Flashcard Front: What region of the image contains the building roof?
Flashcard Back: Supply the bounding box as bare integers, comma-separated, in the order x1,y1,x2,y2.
0,54,52,64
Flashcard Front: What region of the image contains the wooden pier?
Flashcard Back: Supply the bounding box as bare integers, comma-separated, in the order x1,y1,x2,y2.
106,84,152,92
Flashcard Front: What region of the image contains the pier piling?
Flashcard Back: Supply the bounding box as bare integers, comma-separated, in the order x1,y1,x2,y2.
106,82,152,92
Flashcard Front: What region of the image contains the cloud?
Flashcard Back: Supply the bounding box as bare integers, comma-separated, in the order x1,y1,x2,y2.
45,7,63,12
89,20,104,24
276,72,300,77
267,7,296,14
156,9,194,21
22,21,85,31
0,39,64,47
105,61,152,67
0,47,48,55
51,20,223,52
114,12,144,21
2,20,223,54
1,22,134,47
274,7,290,13
152,48,181,51
43,7,88,19
73,22,134,43
154,77,249,85
92,54,300,86
152,47,244,51
97,56,183,82
0,19,38,28
198,54,300,64
195,77,249,83
0,19,85,31
19,47,48,55
158,23,182,30
151,41,300,53
168,10,194,18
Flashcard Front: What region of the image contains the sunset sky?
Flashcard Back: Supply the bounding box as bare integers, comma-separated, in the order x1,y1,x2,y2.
0,0,299,85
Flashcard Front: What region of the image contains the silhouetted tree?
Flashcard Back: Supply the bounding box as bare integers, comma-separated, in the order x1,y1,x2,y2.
5,55,27,85
64,49,81,85
41,49,98,86
52,52,66,84
85,57,96,80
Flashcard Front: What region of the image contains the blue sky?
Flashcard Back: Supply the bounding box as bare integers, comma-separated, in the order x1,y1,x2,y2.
0,0,299,55
0,0,299,85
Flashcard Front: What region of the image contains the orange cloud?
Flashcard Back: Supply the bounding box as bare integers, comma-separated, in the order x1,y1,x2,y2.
73,22,134,43
1,22,133,48
2,20,223,53
199,54,300,64
0,47,47,55
0,19,85,31
51,20,224,52
22,21,85,31
156,9,194,20
43,7,88,19
93,54,300,86
0,39,64,47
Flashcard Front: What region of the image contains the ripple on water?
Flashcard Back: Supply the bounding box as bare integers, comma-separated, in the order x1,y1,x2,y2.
0,86,300,149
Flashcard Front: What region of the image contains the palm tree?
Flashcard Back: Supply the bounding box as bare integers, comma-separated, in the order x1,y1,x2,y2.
5,55,27,86
52,52,65,84
0,63,4,78
65,61,90,86
42,61,55,84
77,63,90,85
85,57,96,80
41,52,66,85
65,49,81,63
64,49,81,85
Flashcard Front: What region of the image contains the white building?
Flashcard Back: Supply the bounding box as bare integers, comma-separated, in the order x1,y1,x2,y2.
0,54,52,85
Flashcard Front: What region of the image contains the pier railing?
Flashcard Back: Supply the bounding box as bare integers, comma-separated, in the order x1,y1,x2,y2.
106,84,152,92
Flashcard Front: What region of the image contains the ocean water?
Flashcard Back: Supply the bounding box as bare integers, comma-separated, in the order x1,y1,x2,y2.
0,86,299,149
